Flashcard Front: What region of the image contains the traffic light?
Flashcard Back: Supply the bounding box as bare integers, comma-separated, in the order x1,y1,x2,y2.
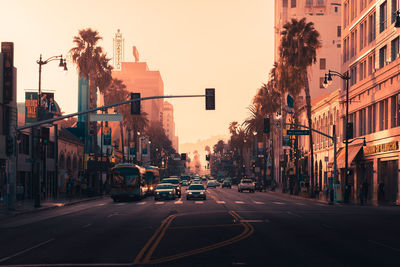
131,93,141,115
346,122,353,140
6,135,13,156
181,153,186,161
205,88,215,110
264,118,270,133
206,154,210,161
41,127,50,144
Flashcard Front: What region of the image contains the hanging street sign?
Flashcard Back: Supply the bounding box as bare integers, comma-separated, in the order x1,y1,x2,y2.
286,130,310,135
89,113,123,122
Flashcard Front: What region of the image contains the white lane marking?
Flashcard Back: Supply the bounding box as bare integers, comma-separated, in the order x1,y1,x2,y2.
82,224,92,228
137,202,147,205
295,202,306,206
174,201,183,204
368,240,400,252
195,201,204,204
315,203,326,206
254,201,264,204
97,203,105,206
286,211,302,218
235,201,245,204
216,201,226,204
272,201,285,205
0,238,55,263
155,202,165,205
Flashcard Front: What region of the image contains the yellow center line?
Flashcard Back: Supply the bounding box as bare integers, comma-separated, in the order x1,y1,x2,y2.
133,214,175,264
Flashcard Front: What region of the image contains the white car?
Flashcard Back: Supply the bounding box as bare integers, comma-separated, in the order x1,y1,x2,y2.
238,179,255,193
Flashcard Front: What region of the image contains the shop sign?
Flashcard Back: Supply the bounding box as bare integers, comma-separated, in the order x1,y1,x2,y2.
364,141,399,155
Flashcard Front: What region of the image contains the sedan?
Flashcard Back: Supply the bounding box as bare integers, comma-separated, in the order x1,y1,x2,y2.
160,178,181,197
207,180,217,188
154,184,176,200
186,184,206,200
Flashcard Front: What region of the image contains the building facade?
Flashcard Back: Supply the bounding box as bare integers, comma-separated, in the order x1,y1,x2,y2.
162,101,179,152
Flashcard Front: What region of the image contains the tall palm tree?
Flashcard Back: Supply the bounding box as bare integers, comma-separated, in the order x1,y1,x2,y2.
280,18,321,191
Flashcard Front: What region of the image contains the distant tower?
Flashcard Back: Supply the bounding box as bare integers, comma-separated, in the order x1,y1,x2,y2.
113,29,124,70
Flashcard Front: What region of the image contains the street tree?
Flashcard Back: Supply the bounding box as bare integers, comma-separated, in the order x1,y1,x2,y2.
279,17,321,191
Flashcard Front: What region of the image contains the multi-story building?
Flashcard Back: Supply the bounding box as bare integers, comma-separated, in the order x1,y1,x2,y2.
273,0,342,187
112,46,164,124
338,0,400,205
162,101,179,152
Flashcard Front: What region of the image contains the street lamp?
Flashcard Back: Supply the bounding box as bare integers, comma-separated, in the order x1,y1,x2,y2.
37,54,67,98
323,69,351,200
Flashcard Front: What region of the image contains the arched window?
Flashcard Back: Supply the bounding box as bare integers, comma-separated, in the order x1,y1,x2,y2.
73,155,78,170
66,155,72,172
59,153,65,169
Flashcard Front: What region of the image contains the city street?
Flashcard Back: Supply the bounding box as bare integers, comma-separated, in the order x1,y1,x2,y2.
0,186,400,267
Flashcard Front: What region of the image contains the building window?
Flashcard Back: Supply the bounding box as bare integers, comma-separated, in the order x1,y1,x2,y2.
306,0,313,6
368,53,375,74
291,0,296,8
335,6,338,12
379,45,387,68
392,0,398,23
368,12,376,43
320,58,326,69
350,65,357,86
283,0,288,7
391,37,399,62
337,26,341,37
351,32,355,57
316,0,324,5
380,1,387,33
384,98,389,129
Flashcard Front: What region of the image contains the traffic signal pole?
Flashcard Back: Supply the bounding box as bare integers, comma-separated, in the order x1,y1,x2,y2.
283,122,338,203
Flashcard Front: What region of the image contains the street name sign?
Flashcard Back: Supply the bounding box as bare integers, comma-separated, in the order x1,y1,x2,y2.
89,114,123,122
286,130,310,135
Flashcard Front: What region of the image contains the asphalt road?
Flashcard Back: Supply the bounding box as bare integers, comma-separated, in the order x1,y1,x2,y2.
0,185,400,267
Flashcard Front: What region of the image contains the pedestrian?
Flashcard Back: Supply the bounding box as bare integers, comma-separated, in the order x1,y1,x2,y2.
48,97,57,118
314,183,319,199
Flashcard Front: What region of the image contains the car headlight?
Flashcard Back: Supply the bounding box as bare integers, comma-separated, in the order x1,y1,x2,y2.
200,191,204,194
150,186,153,190
169,191,172,194
156,191,160,194
188,192,192,194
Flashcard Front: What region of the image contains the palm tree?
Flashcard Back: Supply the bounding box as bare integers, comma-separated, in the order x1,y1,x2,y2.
280,18,321,192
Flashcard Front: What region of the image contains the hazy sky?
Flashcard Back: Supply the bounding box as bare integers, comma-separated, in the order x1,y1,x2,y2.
2,0,275,146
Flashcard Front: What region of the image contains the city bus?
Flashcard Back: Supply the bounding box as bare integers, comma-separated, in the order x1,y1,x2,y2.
110,163,147,201
144,166,161,195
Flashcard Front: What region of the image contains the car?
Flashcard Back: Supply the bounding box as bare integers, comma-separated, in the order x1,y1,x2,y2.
238,179,255,193
181,180,189,186
160,178,181,197
222,180,232,188
154,184,176,200
215,180,220,186
206,180,217,188
186,184,206,200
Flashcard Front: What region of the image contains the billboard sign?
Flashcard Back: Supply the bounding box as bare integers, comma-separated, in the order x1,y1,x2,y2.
25,92,38,123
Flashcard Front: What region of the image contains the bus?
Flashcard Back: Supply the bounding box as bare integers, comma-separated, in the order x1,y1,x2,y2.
144,166,161,195
110,163,147,201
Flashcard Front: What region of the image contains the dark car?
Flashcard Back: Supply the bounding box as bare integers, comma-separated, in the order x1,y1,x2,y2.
154,184,176,200
186,184,206,200
160,178,181,197
222,180,232,188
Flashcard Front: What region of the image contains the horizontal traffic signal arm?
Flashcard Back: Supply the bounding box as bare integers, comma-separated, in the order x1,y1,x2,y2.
16,93,209,131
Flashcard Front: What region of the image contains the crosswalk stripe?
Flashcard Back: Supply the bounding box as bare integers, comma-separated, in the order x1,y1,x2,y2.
295,202,306,206
216,201,226,204
254,201,264,204
195,201,204,204
155,202,165,205
137,202,146,205
174,201,183,204
235,201,245,204
272,201,285,205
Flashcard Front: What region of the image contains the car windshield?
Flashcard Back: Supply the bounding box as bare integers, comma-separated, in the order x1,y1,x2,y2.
189,185,204,190
207,181,215,185
156,184,173,189
161,179,179,185
242,180,252,183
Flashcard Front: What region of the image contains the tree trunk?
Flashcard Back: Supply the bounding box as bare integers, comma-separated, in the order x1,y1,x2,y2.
302,71,314,196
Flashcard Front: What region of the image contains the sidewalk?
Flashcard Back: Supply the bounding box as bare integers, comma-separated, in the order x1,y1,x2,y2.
267,188,330,205
0,195,105,221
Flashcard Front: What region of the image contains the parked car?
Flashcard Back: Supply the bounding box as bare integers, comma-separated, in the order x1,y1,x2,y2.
160,177,181,197
154,184,176,200
207,180,217,188
238,179,255,193
186,184,206,200
222,180,232,188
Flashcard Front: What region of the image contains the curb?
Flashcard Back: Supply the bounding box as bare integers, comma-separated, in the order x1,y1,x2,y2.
0,195,106,220
267,190,330,205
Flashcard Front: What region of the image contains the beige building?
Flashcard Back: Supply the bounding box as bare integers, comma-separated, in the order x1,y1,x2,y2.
112,46,164,124
337,0,400,205
162,101,179,152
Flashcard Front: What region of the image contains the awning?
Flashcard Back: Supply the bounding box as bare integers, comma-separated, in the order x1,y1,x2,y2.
336,144,363,169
